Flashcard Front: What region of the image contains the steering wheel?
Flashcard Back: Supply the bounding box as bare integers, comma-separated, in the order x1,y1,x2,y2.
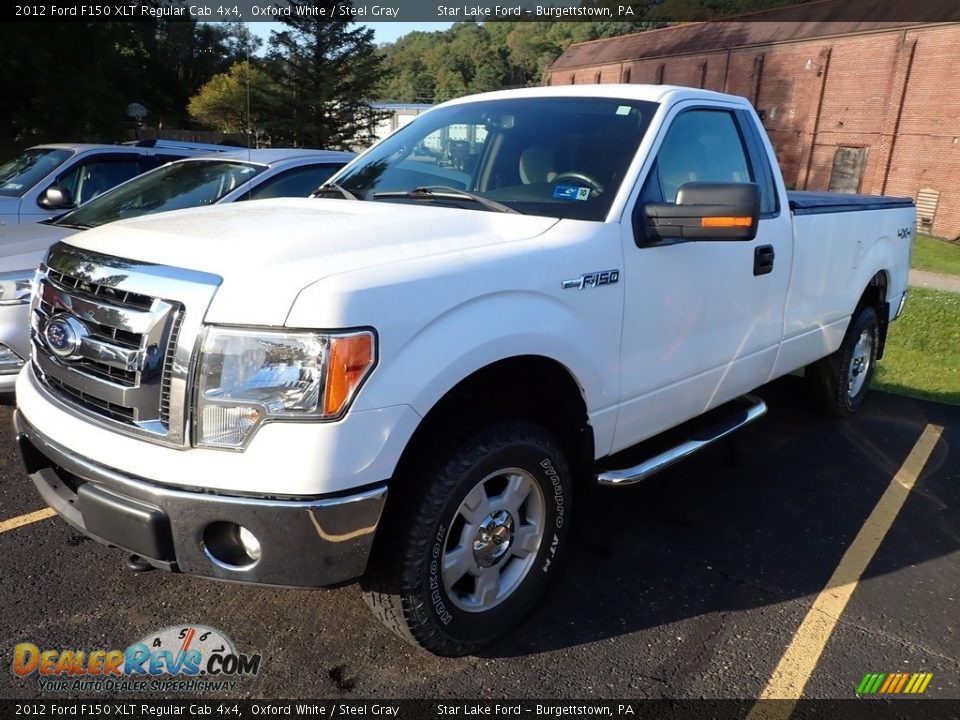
552,172,604,194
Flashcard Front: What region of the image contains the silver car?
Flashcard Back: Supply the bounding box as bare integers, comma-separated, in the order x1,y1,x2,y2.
0,148,354,389
0,140,231,227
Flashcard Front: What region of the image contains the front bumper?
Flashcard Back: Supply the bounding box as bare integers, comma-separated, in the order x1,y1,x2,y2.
14,411,387,588
0,300,29,392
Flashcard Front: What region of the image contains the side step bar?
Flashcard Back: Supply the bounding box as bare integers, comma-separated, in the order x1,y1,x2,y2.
596,394,767,487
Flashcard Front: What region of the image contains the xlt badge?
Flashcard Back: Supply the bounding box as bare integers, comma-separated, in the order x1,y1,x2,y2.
562,270,620,290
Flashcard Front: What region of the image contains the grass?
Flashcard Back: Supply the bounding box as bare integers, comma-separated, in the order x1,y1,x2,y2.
912,234,960,277
873,288,960,405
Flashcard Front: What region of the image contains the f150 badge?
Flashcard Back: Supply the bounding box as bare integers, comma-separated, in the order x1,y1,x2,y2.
562,270,620,290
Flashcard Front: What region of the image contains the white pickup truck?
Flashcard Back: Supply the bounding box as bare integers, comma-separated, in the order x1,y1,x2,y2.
15,85,914,656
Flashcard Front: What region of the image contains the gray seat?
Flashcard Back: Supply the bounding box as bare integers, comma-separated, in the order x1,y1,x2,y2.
519,146,558,185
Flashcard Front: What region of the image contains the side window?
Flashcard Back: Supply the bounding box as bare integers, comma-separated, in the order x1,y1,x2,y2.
55,157,142,205
243,164,344,201
737,109,779,217
643,109,753,204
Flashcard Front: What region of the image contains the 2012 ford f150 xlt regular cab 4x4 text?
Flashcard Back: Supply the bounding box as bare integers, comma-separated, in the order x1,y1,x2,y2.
15,85,914,656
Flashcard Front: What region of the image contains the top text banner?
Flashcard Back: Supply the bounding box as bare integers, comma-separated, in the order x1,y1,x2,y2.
12,1,660,21
9,0,960,23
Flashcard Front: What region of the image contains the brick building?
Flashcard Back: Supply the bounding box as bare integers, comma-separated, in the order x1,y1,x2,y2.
546,5,960,239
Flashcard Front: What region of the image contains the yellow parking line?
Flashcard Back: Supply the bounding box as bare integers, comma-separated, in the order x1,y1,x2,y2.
747,423,943,720
0,507,57,534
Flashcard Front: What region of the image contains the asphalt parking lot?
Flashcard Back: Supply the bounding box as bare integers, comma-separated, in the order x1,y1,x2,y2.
0,375,957,701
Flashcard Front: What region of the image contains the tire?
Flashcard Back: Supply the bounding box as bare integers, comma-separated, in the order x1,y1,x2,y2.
806,305,880,418
361,420,572,656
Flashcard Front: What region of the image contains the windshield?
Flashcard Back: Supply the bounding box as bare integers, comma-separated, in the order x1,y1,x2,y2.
334,97,658,221
56,160,265,228
0,148,72,197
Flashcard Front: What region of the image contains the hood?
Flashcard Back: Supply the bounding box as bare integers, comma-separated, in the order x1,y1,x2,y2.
63,198,560,325
0,221,79,273
0,196,20,226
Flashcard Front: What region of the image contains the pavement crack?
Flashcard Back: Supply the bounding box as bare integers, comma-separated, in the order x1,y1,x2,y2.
705,564,780,597
634,672,669,686
832,614,960,668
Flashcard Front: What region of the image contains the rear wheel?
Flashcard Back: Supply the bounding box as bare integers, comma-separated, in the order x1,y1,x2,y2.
361,420,572,656
806,305,879,417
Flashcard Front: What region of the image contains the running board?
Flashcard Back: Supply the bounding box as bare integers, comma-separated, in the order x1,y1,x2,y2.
596,394,767,487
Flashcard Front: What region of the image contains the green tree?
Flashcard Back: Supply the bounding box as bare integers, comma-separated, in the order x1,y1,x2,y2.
376,30,447,102
373,20,661,105
266,3,386,149
0,14,256,150
188,62,279,146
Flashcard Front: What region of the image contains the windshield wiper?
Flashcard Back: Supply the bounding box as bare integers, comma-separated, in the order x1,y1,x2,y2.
372,186,519,214
51,221,93,230
314,182,360,201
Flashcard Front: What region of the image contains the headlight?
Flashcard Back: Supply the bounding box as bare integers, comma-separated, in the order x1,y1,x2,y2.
0,270,34,306
195,327,376,449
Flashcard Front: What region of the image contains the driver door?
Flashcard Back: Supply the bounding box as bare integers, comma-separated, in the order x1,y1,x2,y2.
613,104,793,452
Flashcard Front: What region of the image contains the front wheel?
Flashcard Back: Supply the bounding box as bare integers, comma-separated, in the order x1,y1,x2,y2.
361,421,572,656
806,304,880,417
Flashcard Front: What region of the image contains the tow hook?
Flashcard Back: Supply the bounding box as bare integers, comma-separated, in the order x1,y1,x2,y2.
125,554,155,572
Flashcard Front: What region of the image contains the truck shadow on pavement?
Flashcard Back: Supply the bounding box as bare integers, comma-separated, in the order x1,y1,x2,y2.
481,375,958,658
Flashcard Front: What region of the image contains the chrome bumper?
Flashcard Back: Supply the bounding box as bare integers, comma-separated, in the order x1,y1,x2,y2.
14,411,387,588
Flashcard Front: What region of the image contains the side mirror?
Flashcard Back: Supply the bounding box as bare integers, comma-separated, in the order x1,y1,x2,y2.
39,186,75,210
642,182,760,244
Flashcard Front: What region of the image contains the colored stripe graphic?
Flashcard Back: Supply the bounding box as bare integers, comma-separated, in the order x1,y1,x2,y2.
857,672,932,694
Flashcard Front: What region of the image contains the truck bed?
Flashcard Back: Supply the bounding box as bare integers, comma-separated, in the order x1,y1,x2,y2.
788,191,914,216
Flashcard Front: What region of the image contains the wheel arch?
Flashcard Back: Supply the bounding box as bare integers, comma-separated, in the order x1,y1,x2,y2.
856,269,890,359
393,355,595,490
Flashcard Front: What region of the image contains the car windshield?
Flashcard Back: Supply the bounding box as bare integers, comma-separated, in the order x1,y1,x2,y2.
0,148,72,197
334,97,658,221
55,160,265,228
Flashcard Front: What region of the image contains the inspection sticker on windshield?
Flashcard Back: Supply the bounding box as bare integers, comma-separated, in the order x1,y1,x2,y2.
553,185,590,201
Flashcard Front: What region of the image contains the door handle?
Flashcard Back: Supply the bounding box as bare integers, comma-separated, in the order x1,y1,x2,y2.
754,245,775,276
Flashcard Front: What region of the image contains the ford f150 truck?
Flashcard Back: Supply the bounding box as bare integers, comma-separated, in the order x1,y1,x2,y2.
14,85,914,656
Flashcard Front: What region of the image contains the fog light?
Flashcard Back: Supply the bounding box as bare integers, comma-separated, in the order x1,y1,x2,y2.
0,345,24,374
237,525,261,562
202,521,261,568
198,405,262,448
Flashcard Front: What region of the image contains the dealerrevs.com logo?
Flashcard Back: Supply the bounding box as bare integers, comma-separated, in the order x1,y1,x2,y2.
12,625,262,693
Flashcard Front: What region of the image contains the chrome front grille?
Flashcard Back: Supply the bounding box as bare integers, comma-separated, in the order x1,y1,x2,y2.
45,375,137,424
46,268,154,310
30,243,222,447
159,311,185,427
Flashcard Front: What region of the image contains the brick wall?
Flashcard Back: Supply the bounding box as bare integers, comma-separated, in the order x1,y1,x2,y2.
548,24,960,239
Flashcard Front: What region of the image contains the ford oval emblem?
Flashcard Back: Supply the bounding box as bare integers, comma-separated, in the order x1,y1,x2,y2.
44,314,88,359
